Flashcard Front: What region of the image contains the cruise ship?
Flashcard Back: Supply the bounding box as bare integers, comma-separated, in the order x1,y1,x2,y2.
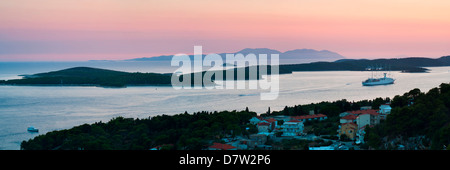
362,73,395,86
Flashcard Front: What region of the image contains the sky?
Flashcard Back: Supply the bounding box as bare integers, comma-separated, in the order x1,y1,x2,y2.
1,0,450,61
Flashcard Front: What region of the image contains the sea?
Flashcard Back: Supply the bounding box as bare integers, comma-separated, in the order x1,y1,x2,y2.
1,61,450,150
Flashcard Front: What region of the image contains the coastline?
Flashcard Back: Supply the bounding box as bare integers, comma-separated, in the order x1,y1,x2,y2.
18,82,450,150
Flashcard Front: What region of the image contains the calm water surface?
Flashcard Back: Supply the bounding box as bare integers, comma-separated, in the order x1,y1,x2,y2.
1,62,449,149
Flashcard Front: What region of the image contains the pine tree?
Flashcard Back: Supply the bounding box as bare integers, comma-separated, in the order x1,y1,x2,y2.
293,105,299,116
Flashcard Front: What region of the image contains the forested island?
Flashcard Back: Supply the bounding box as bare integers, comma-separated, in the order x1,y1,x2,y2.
0,66,262,87
20,83,450,150
0,67,173,88
1,56,450,88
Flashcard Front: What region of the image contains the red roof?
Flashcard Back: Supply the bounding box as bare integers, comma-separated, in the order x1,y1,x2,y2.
265,118,277,123
287,119,302,123
151,144,174,150
257,122,271,126
209,143,237,150
347,109,379,116
341,114,357,120
291,114,327,120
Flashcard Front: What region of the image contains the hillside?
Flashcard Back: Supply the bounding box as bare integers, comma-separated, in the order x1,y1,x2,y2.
1,56,450,88
19,82,450,150
0,67,173,87
20,110,257,150
0,66,258,87
365,83,450,150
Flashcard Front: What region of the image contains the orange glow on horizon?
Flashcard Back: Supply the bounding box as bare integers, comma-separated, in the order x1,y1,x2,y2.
1,0,450,61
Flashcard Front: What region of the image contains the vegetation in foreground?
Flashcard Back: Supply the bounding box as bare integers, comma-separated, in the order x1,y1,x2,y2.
365,83,450,150
20,83,450,150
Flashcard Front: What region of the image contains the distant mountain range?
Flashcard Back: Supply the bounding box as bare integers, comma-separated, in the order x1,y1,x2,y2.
2,55,450,88
125,48,345,64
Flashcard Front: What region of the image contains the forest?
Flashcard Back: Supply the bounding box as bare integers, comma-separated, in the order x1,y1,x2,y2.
20,92,391,150
0,67,173,87
364,83,450,150
21,110,256,150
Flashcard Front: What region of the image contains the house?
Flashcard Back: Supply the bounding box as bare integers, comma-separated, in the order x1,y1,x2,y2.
338,109,381,141
347,109,379,116
272,115,291,122
360,106,372,110
355,111,380,129
264,118,278,129
247,134,268,148
356,114,371,129
339,122,357,140
208,143,237,150
281,119,304,137
251,116,277,131
291,114,327,122
340,109,380,127
249,116,263,125
257,122,271,133
340,114,357,124
339,111,352,117
356,125,372,144
378,104,392,120
150,144,174,150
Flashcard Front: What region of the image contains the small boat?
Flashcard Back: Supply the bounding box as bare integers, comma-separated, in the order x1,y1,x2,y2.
27,126,39,132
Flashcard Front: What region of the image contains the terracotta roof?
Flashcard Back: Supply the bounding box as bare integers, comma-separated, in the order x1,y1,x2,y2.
209,143,237,150
341,114,357,120
291,114,327,120
151,144,173,150
265,118,277,123
287,119,302,123
257,122,271,126
347,109,379,116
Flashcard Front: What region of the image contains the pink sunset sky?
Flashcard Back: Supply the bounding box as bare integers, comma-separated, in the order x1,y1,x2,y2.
1,0,450,61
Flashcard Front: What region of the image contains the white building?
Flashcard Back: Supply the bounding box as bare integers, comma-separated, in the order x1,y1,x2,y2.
257,122,271,133
378,104,392,120
356,114,371,129
340,114,357,124
249,117,263,125
281,120,304,137
356,112,380,129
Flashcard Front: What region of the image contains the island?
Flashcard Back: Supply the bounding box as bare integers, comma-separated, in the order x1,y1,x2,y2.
1,56,450,88
0,66,262,87
0,67,173,88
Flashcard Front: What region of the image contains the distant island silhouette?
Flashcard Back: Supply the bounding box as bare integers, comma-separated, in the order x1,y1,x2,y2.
1,56,450,88
123,48,345,63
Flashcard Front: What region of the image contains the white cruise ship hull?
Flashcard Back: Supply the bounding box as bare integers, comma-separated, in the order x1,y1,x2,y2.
362,78,395,86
